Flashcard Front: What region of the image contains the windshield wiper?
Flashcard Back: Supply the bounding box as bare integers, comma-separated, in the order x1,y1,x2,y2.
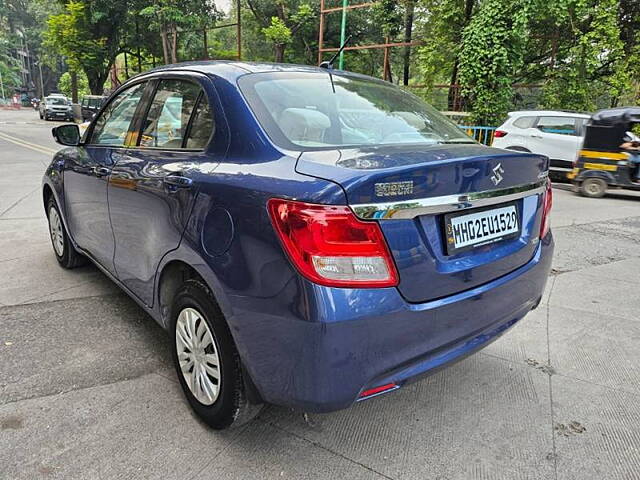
441,139,478,144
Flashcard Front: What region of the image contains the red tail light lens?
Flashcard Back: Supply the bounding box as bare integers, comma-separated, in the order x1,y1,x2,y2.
267,198,399,288
494,130,508,138
540,180,553,238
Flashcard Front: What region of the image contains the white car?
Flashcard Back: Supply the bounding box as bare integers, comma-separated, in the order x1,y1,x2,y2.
492,110,591,177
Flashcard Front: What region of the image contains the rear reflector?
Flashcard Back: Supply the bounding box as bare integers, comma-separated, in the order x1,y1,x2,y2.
359,383,398,399
267,198,399,288
494,130,508,138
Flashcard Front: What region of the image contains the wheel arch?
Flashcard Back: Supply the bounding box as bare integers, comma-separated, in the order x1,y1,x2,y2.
576,169,616,185
155,256,264,405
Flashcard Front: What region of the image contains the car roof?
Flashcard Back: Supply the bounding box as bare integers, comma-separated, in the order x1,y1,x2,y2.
507,110,591,118
129,60,384,84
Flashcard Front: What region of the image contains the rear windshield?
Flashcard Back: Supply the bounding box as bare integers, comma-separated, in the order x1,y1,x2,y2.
238,71,472,150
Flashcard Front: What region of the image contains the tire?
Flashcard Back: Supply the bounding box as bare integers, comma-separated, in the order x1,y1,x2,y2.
171,279,262,430
579,178,607,198
46,198,86,268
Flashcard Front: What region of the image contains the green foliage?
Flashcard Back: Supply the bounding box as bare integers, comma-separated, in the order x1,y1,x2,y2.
371,0,404,39
262,17,292,46
540,0,631,111
458,0,530,124
58,70,89,97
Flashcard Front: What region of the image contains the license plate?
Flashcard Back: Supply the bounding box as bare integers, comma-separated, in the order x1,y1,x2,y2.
444,202,519,254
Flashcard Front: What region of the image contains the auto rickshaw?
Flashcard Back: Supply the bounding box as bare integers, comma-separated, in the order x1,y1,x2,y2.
568,107,640,198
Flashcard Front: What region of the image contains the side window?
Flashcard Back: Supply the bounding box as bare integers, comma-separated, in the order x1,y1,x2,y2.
512,116,535,129
537,116,578,136
139,80,201,149
185,97,214,149
90,83,146,146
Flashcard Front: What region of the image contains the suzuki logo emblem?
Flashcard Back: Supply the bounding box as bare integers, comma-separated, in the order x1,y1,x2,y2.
491,163,504,186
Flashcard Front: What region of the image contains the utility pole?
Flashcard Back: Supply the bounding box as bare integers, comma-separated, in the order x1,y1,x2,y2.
338,0,348,70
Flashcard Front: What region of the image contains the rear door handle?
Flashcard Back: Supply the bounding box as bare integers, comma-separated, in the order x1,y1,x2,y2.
163,175,193,189
94,166,111,177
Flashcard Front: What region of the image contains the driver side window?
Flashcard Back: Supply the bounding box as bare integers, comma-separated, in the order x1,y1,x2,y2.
90,83,146,146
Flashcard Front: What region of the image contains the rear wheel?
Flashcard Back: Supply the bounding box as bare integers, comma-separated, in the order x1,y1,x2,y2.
47,198,86,268
171,280,262,430
579,178,607,198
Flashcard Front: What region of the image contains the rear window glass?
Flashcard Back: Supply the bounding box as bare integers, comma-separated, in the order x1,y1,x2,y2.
46,97,67,105
238,72,473,150
512,116,535,129
537,116,578,136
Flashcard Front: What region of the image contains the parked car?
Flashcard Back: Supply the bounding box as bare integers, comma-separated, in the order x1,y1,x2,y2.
43,62,554,430
39,95,73,121
492,110,591,178
80,95,106,121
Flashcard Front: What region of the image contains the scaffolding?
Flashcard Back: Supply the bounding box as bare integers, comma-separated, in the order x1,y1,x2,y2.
317,0,420,81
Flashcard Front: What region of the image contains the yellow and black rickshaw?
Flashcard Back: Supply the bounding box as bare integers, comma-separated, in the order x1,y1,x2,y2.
568,107,640,198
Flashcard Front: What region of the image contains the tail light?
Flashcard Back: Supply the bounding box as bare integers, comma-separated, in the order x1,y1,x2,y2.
494,130,508,138
358,382,398,400
540,180,553,238
267,198,399,288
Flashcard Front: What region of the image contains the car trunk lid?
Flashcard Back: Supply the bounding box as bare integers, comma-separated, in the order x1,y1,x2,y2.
297,144,549,303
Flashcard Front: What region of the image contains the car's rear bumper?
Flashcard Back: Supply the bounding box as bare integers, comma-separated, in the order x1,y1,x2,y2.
230,235,554,412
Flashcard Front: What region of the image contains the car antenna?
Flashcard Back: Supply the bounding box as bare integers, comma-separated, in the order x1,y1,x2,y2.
320,35,352,71
320,35,352,93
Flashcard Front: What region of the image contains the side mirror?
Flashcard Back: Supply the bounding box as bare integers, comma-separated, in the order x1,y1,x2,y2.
52,124,80,146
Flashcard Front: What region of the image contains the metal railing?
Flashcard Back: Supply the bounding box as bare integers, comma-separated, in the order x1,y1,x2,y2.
459,125,497,146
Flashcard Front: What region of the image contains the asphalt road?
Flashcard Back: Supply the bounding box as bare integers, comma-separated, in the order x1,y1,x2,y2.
1,108,639,480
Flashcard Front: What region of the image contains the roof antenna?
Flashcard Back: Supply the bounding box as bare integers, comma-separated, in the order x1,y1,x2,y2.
320,35,352,70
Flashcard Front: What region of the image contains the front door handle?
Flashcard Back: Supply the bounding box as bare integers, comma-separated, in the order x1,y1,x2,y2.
94,166,111,177
163,175,193,189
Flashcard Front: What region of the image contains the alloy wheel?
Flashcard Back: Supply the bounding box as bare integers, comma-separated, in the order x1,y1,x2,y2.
48,206,64,257
175,307,221,405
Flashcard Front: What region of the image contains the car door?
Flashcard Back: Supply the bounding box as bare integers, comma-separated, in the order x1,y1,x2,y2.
528,116,581,161
108,75,218,306
63,82,148,272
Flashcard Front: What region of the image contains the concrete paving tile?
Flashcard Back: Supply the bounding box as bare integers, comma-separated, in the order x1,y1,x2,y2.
547,305,640,394
0,295,171,404
0,374,242,480
263,355,555,480
483,304,549,367
1,187,45,219
194,420,386,480
552,376,640,480
570,256,640,285
548,270,640,322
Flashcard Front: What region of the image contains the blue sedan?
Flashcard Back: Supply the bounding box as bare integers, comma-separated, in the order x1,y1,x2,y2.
43,62,553,429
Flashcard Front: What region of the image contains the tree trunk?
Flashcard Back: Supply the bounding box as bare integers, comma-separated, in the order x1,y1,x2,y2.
448,61,459,111
160,27,170,64
70,71,78,103
402,0,414,86
87,70,107,95
171,25,178,63
274,43,285,63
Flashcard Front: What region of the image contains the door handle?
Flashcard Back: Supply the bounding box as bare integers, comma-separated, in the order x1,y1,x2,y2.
163,175,193,189
94,166,111,177
530,135,543,139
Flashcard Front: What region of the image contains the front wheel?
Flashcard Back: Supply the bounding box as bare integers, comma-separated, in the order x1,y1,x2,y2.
579,178,607,198
171,280,262,430
47,198,86,268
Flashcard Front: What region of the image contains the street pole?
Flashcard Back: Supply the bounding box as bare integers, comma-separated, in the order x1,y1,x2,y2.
0,69,5,100
338,0,348,70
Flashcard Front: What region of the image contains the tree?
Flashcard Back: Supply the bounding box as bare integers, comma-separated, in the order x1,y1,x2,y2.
247,0,314,63
44,0,128,94
58,70,89,98
457,0,530,124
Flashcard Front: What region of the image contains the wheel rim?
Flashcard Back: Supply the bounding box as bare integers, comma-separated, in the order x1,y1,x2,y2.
48,207,65,257
175,307,221,405
586,181,603,195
